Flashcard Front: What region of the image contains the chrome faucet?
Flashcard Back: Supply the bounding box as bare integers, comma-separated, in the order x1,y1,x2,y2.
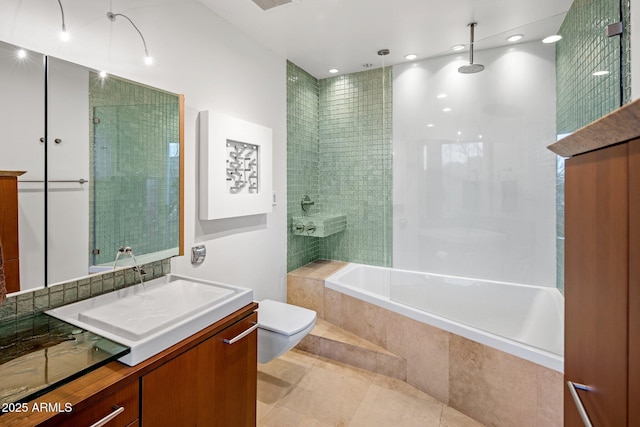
113,246,145,285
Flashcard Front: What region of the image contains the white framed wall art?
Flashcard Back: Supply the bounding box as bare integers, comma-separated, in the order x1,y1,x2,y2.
199,110,273,220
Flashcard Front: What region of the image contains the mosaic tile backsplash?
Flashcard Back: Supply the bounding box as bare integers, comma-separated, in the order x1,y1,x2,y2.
0,259,171,322
555,0,629,291
89,74,180,266
287,62,392,271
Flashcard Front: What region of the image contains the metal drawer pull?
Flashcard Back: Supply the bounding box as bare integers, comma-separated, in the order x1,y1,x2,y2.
567,381,593,427
224,322,259,345
89,405,125,427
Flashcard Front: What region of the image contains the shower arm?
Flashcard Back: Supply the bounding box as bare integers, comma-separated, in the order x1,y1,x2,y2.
469,23,476,65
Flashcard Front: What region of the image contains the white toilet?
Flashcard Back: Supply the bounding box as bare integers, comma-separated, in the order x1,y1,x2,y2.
257,299,317,364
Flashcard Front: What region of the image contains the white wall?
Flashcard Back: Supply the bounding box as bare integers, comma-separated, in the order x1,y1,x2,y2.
393,41,557,286
0,1,287,301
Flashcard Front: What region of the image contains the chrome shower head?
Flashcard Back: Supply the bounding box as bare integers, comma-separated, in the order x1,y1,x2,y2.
458,22,484,74
458,63,485,74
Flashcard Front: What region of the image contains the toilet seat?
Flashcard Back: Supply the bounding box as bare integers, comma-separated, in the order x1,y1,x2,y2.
258,299,316,336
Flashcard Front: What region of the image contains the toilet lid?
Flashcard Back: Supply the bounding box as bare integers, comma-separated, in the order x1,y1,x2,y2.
259,299,317,336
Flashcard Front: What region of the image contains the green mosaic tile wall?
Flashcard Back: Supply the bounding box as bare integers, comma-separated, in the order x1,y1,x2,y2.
287,63,393,271
287,62,321,271
89,73,180,266
555,0,629,292
318,68,393,267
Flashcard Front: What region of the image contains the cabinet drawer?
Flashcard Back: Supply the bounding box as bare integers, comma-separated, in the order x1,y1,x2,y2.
40,380,139,427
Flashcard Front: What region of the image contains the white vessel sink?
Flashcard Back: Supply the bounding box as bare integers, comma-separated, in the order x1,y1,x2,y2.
46,274,253,366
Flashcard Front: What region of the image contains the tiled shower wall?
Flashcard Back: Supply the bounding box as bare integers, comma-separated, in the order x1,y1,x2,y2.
287,62,321,271
555,0,630,291
286,63,393,271
318,68,393,267
89,73,180,266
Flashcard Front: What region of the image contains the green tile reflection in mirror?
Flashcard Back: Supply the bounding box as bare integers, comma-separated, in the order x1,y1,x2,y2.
89,73,180,267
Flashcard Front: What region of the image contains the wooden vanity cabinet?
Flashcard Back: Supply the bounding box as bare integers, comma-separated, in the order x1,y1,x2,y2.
1,303,258,427
37,380,139,427
0,171,25,293
550,100,640,427
564,143,629,426
141,311,258,427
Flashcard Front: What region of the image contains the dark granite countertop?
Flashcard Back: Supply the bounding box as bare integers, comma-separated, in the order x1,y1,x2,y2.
0,312,129,408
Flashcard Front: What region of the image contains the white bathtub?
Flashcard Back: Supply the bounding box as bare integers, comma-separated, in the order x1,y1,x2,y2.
326,263,564,372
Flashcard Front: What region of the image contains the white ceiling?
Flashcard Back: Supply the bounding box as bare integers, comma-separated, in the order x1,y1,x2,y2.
198,0,573,79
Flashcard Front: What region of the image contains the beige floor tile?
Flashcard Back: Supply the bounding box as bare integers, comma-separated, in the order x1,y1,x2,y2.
280,348,321,367
258,356,311,405
259,405,336,427
312,355,377,383
349,383,444,427
371,374,440,401
440,406,485,427
257,349,485,427
279,365,372,425
257,400,274,425
313,319,396,354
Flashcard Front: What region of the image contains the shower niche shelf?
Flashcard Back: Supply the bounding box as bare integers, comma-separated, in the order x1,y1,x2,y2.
292,214,346,238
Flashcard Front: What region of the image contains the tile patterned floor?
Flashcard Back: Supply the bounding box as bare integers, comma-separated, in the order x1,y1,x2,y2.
257,349,484,427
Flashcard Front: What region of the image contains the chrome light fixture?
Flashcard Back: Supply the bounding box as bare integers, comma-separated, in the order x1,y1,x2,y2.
57,0,70,41
107,11,153,65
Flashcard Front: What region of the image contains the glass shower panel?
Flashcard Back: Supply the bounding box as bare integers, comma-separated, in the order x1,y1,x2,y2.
392,38,558,287
92,102,179,266
389,4,625,353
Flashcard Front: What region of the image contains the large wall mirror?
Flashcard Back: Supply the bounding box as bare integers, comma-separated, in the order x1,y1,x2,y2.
0,39,183,295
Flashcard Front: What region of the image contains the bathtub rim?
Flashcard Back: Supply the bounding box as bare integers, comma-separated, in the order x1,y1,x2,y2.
325,262,564,373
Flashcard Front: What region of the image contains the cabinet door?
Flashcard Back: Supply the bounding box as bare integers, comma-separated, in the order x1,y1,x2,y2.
142,312,257,427
564,144,628,426
38,380,139,427
629,141,640,426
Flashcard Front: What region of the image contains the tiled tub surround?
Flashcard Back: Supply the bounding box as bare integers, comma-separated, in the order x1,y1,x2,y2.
287,260,563,427
0,258,171,322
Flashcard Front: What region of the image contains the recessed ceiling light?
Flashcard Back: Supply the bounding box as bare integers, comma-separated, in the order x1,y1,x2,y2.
405,53,418,60
478,134,483,139
437,93,447,99
99,70,108,79
593,70,610,76
362,63,373,68
427,124,435,127
442,107,452,112
329,68,339,74
16,48,27,59
506,34,524,42
451,44,465,51
457,131,462,135
542,35,562,44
